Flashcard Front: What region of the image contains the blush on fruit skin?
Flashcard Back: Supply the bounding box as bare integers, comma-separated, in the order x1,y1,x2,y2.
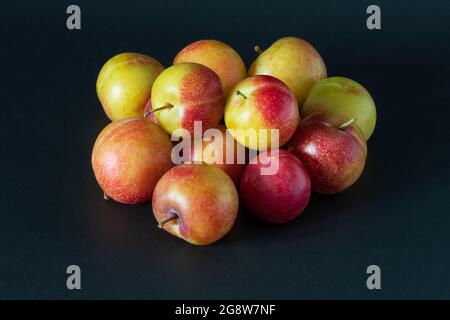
152,164,239,245
239,150,311,223
252,84,299,143
143,98,158,123
151,63,224,136
248,37,327,106
224,75,300,150
173,39,247,96
92,118,173,204
179,65,223,103
183,125,247,185
287,113,367,194
179,66,224,132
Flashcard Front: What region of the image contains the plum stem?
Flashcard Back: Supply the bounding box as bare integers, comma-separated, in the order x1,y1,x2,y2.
158,215,178,229
254,45,263,54
236,90,247,99
338,118,356,130
144,103,173,118
103,192,110,200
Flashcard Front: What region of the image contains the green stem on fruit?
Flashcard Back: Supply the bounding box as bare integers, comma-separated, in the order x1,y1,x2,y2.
236,90,247,99
338,118,356,130
254,45,263,54
144,103,173,118
103,192,110,200
157,215,178,229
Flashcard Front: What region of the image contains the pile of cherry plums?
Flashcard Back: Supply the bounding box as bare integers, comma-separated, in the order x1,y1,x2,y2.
92,37,377,245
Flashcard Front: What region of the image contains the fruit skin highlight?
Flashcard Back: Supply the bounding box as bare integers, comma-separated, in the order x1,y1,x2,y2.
183,125,247,185
248,36,327,107
239,149,311,223
96,52,164,121
224,75,300,151
301,76,377,140
152,164,239,245
92,118,173,204
174,39,247,96
288,113,367,194
151,63,225,136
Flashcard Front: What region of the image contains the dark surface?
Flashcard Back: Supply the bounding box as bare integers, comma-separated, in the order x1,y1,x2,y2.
1,0,450,299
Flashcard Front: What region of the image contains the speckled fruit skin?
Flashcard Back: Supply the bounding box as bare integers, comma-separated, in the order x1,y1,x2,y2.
287,113,367,194
248,37,327,107
183,125,247,185
173,40,247,96
151,63,224,136
152,164,239,245
240,150,311,223
224,75,300,150
96,53,164,121
92,118,173,204
302,76,377,140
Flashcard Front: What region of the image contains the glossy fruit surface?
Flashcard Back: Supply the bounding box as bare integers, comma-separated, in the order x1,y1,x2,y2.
224,75,299,150
288,113,367,194
151,63,224,136
302,76,377,140
174,39,246,96
96,53,164,121
152,164,239,245
92,118,173,204
240,150,311,223
249,37,327,106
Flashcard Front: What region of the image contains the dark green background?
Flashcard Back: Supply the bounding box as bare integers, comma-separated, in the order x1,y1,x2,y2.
1,0,449,299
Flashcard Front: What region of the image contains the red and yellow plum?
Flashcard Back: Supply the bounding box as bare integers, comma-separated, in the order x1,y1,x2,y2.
288,113,367,194
152,164,239,245
91,118,173,204
224,75,300,150
151,63,224,136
